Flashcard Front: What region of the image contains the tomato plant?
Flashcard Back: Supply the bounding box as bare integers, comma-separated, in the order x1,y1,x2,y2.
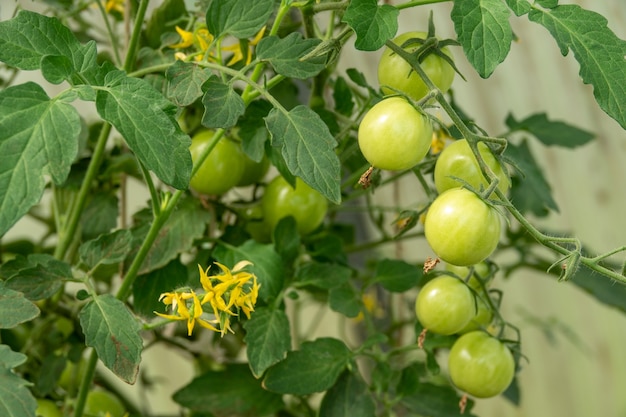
357,96,432,170
237,154,270,187
378,31,455,101
84,390,125,417
35,399,62,417
457,293,493,334
448,331,515,398
261,176,328,235
434,139,510,196
425,188,501,266
189,130,246,195
415,276,475,335
445,262,493,290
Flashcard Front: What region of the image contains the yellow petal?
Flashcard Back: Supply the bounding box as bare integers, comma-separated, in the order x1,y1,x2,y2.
170,26,194,49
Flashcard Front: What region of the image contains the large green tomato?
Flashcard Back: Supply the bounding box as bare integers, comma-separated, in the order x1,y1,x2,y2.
84,390,126,417
457,294,493,334
261,176,328,235
358,97,432,171
237,154,270,187
241,201,271,242
189,130,245,195
415,276,475,335
448,331,515,398
434,139,510,196
378,31,455,101
425,188,501,266
36,399,62,417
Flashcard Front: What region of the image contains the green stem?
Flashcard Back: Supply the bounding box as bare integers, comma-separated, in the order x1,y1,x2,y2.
139,161,161,217
95,0,123,66
72,349,99,417
395,0,452,9
54,123,112,260
123,0,150,72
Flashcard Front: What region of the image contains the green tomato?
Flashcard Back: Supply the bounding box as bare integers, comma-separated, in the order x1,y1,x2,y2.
189,130,245,195
261,176,328,235
36,399,62,417
445,262,492,290
378,31,455,101
357,97,432,171
84,390,126,417
58,359,87,392
448,331,515,398
415,276,475,335
457,293,493,334
434,139,510,196
241,202,271,242
237,154,270,187
425,188,501,266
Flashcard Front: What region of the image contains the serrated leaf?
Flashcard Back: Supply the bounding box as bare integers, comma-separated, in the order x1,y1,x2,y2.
79,229,133,269
0,82,80,237
243,307,291,378
528,5,626,129
0,364,37,417
505,0,532,17
294,262,351,289
333,76,355,116
79,294,142,384
536,0,558,8
256,33,326,79
504,139,558,216
505,113,594,147
372,259,422,292
96,72,192,189
201,77,245,128
129,198,212,275
329,283,361,318
0,286,40,328
319,371,376,417
206,0,274,39
212,241,285,302
265,105,341,204
401,383,477,417
166,60,213,107
238,100,271,162
173,364,283,416
41,55,74,84
0,345,27,369
81,193,119,240
3,254,70,300
342,0,399,51
133,259,188,317
451,0,512,78
263,338,351,395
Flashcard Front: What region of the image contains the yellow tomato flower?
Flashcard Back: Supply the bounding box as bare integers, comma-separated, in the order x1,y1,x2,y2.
170,26,194,49
155,290,219,335
223,26,266,66
104,0,124,14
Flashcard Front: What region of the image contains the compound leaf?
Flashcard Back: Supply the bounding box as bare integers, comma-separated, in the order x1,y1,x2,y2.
166,60,213,107
206,0,274,39
256,33,326,79
201,77,245,128
342,0,399,51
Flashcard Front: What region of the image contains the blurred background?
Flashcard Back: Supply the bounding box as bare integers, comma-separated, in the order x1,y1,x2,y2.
3,0,626,416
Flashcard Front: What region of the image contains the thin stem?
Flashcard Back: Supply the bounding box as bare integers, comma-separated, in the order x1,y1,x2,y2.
139,162,161,217
95,0,123,66
123,0,150,72
72,349,99,417
395,0,452,10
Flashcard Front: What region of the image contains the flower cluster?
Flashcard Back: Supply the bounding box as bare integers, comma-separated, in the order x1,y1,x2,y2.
156,261,259,337
169,25,265,66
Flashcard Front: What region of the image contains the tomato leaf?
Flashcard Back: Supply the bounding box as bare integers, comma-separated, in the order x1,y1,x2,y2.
256,33,326,79
263,338,352,395
166,60,213,107
243,307,291,378
451,0,512,78
0,346,37,417
206,0,273,39
528,5,626,129
201,76,246,128
333,76,355,117
505,113,594,148
265,106,341,204
133,259,189,318
41,55,74,84
79,230,133,269
79,294,143,384
319,371,376,417
504,139,559,216
342,0,399,51
505,0,532,17
372,259,423,293
329,283,362,318
536,0,558,9
80,193,119,241
0,82,81,237
294,262,351,289
173,364,284,416
212,240,285,303
0,286,40,328
401,383,477,417
238,100,271,162
96,72,192,190
3,254,71,301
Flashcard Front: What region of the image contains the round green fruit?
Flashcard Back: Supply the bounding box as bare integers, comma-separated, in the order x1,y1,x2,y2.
378,31,455,101
36,399,62,417
445,262,492,290
357,97,432,171
84,390,126,417
189,130,245,195
448,331,515,398
261,176,328,235
237,154,270,187
434,139,509,196
457,294,493,334
415,276,475,335
425,188,501,266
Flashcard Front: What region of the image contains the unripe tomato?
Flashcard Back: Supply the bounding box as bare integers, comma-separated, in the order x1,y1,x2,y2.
84,390,126,417
241,201,271,242
448,331,515,398
415,276,475,335
425,188,501,266
378,31,455,101
434,139,510,196
237,154,270,187
36,399,62,417
445,262,492,290
261,176,328,235
357,97,432,171
457,293,493,334
189,130,245,195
